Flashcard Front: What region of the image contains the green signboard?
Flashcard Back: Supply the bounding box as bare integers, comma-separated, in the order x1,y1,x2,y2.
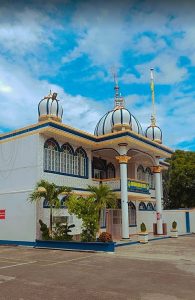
127,180,150,194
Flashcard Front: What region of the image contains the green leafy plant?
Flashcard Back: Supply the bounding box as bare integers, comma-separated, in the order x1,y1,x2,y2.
53,222,75,241
87,185,117,231
140,222,147,232
29,180,71,233
39,219,50,240
98,232,112,242
66,194,99,242
172,221,177,230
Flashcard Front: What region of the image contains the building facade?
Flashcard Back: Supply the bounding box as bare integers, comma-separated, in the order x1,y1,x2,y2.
0,81,175,243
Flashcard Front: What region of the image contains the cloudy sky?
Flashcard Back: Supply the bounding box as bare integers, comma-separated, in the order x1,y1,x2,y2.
0,0,195,150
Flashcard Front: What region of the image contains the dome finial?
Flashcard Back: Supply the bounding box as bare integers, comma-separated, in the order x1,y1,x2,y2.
112,70,125,109
150,68,156,126
145,69,162,144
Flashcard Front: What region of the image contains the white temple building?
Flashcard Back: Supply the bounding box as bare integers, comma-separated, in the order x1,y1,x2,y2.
0,71,193,245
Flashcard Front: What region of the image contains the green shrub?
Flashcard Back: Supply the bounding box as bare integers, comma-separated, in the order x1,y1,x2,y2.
140,222,147,232
172,221,177,230
53,222,75,241
39,219,50,240
98,232,112,242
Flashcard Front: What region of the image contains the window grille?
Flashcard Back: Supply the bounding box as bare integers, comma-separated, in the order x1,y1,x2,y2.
107,163,115,178
139,202,147,210
128,202,136,225
137,165,145,181
44,139,60,172
61,144,74,175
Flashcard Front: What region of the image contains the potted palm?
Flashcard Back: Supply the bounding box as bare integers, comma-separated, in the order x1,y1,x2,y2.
170,221,178,238
139,223,149,243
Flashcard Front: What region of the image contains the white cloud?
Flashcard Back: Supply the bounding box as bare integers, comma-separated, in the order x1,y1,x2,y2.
0,57,103,134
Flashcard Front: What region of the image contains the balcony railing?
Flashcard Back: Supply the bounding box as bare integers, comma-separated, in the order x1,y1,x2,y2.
92,178,151,194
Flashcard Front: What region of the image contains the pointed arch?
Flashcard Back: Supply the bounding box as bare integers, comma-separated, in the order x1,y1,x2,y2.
44,138,60,172
74,147,88,177
147,202,154,211
128,201,136,226
137,165,145,181
61,143,74,175
107,162,115,178
139,202,147,211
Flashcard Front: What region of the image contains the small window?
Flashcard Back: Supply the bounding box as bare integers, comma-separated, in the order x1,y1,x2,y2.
128,202,136,226
147,202,154,211
137,165,145,181
139,202,147,210
107,163,115,178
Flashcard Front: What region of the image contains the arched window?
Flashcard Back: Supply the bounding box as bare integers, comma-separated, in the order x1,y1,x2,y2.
61,143,74,175
128,202,136,226
147,202,154,211
61,196,68,208
43,199,50,208
145,167,152,188
44,139,60,172
137,165,145,181
139,202,147,210
107,163,115,178
74,147,87,177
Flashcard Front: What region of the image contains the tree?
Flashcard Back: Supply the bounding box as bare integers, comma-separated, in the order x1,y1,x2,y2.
29,179,71,234
87,184,117,229
163,150,195,209
67,194,99,242
66,184,117,241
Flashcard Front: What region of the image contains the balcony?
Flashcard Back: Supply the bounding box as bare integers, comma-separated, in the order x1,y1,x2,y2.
92,178,151,195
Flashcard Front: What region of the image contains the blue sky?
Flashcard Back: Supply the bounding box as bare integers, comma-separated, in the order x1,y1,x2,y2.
0,0,195,150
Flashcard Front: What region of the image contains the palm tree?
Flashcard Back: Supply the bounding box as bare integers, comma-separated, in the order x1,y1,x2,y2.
87,184,117,230
29,179,72,234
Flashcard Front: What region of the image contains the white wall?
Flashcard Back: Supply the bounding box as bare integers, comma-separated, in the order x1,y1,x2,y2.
0,191,36,242
0,134,39,242
0,135,40,193
136,210,156,233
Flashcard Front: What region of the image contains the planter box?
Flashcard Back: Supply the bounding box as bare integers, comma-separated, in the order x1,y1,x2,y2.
139,232,149,244
35,239,115,252
170,230,178,238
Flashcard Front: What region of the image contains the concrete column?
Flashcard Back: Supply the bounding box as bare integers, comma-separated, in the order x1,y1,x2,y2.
153,157,163,234
116,154,131,239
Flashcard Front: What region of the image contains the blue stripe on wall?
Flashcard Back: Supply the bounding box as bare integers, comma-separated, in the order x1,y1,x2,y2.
185,212,190,233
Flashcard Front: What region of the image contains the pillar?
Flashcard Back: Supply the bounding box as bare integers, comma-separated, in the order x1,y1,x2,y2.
116,155,131,239
153,157,163,234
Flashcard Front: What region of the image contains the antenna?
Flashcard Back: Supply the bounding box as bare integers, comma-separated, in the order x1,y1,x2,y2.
150,68,156,126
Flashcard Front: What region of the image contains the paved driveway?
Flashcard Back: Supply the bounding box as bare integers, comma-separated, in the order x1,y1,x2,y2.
0,235,194,299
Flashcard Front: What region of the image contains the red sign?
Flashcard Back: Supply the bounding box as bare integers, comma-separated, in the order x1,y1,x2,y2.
0,210,5,220
156,212,161,220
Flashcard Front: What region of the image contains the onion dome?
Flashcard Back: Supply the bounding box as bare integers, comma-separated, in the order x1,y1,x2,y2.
94,77,143,136
38,91,63,123
145,116,162,144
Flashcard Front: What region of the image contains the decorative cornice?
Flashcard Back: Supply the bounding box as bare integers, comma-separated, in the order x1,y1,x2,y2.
116,155,131,164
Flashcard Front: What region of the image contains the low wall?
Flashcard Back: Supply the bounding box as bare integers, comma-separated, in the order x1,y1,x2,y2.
136,209,195,235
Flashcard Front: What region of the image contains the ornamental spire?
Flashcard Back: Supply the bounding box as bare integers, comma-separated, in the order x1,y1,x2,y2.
112,71,125,109
150,68,156,126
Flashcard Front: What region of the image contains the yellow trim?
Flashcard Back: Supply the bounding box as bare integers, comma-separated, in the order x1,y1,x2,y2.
115,155,131,164
152,166,162,173
0,120,173,158
39,115,62,123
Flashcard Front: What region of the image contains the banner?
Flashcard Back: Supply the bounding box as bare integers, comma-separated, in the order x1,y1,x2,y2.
127,180,150,194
